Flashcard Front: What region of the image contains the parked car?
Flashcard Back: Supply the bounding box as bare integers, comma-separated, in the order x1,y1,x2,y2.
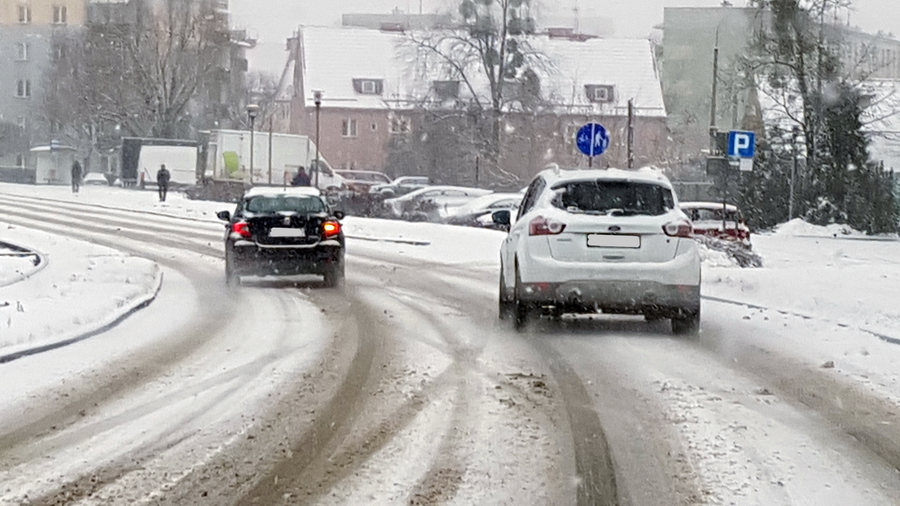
334,170,392,195
383,186,493,221
444,192,523,229
498,166,701,334
369,176,430,198
83,172,110,185
217,186,345,287
680,201,751,248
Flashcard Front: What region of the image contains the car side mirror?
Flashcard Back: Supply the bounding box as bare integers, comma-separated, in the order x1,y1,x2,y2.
492,209,511,230
216,210,231,222
334,210,345,220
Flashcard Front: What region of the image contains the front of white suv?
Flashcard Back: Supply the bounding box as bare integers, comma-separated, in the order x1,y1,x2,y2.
498,166,701,334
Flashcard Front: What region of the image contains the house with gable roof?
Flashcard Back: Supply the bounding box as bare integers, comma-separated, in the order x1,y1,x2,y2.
288,25,668,183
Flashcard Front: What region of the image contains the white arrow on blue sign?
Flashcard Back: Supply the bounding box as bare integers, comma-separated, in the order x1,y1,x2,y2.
727,131,756,158
576,123,610,157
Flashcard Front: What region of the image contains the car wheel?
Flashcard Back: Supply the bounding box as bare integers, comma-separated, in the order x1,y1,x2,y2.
225,249,240,287
323,256,345,288
513,266,533,331
671,310,700,335
498,268,514,320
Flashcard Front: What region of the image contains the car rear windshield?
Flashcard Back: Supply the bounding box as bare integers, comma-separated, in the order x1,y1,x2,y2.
244,195,326,214
552,180,675,216
685,208,743,222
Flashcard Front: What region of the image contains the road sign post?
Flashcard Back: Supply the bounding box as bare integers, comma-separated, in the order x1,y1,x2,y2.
576,123,610,168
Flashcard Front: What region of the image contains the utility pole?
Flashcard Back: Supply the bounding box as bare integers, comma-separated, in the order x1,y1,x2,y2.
267,117,273,185
627,99,635,169
790,126,799,221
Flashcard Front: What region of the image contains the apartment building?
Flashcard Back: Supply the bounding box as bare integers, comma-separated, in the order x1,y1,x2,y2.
0,0,86,168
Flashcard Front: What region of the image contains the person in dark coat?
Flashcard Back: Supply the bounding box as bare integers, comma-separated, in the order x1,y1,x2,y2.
71,160,83,193
291,166,312,186
157,164,171,202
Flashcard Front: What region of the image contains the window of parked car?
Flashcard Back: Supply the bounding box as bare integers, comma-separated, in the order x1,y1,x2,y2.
551,180,675,216
686,208,743,222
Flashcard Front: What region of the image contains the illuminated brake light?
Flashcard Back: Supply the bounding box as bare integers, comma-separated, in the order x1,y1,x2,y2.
529,216,566,236
323,221,342,238
663,220,693,238
233,221,251,238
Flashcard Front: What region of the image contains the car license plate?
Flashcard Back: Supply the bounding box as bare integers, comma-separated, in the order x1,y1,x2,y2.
586,234,640,248
269,228,306,238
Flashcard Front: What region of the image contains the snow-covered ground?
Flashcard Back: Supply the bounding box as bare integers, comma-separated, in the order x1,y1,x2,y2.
1,183,899,368
2,183,900,504
0,223,161,360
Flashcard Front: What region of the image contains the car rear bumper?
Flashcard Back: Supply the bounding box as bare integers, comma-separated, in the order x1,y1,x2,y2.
229,240,342,276
517,279,700,315
516,243,701,313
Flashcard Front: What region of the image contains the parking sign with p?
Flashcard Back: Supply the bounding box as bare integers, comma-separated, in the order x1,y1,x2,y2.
727,131,756,158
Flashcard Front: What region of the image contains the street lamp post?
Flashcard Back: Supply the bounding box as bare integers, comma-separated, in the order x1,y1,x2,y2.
313,90,322,188
246,103,260,183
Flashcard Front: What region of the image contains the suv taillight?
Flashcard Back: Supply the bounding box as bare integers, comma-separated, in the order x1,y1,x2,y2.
232,221,251,238
529,216,566,236
323,220,342,238
663,220,693,238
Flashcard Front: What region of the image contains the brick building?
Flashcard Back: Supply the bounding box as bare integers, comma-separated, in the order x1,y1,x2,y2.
288,26,668,184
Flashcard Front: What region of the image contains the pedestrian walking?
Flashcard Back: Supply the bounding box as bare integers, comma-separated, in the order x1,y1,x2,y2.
71,160,83,193
291,166,312,186
157,164,171,202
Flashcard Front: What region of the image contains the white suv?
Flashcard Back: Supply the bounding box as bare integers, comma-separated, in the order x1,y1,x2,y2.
497,166,701,334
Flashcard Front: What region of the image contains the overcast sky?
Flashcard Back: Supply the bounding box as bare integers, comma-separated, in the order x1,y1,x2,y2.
230,0,900,74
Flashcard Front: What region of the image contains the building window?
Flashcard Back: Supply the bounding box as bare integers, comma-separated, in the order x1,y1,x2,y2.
342,118,358,137
352,78,383,95
390,116,411,134
585,84,615,103
53,5,67,24
16,43,28,61
17,4,32,24
16,80,31,98
433,80,460,100
15,154,25,167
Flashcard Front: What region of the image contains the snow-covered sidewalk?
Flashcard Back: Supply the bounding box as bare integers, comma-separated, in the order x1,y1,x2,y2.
0,222,161,361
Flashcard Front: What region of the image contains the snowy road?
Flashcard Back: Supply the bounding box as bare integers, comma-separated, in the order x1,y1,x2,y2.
1,187,900,505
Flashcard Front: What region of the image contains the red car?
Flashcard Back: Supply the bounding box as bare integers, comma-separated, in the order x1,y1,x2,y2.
680,202,751,248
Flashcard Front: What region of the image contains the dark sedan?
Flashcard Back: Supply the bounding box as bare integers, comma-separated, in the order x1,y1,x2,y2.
217,187,345,287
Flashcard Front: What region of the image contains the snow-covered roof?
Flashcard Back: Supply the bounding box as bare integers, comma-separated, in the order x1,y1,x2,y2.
243,186,321,198
298,26,666,118
680,201,740,211
540,166,672,187
758,77,900,171
859,79,900,171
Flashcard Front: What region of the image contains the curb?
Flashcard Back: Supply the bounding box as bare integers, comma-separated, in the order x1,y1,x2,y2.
703,294,900,346
0,269,165,364
0,239,48,288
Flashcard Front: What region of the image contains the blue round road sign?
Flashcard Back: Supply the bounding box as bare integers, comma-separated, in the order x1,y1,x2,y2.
576,123,610,157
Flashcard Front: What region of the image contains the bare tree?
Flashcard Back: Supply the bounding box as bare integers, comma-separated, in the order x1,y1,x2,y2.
403,0,546,184
44,0,243,154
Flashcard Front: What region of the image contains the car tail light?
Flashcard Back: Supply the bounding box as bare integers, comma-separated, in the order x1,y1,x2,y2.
529,216,566,236
323,220,342,238
663,220,693,238
232,221,251,238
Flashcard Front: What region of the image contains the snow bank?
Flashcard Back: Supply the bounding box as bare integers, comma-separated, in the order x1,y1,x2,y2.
0,223,162,358
772,218,865,237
